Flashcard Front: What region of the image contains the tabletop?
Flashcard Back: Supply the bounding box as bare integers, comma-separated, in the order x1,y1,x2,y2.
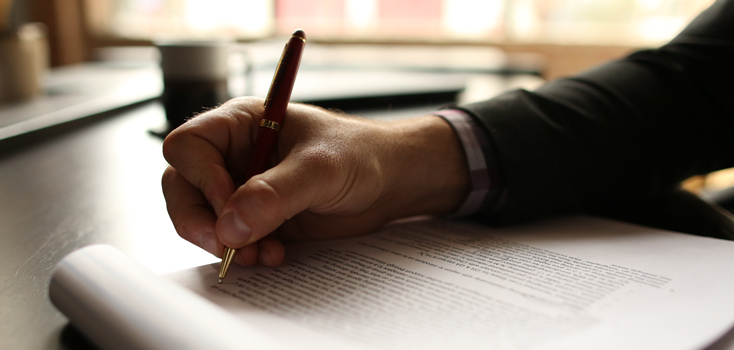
0,102,219,349
0,97,466,349
1,61,733,349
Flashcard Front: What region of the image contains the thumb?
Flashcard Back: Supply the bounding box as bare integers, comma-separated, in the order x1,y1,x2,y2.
215,150,343,248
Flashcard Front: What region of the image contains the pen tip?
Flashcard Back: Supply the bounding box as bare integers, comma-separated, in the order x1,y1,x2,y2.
292,29,306,40
218,278,223,284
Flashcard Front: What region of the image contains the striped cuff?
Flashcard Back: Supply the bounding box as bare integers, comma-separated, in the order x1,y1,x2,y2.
433,109,505,217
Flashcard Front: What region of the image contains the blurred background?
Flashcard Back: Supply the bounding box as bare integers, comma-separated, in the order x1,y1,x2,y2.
1,0,731,191
3,3,734,349
14,0,715,76
91,0,709,44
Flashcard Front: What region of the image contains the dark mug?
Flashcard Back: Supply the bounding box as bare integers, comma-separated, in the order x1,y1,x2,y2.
156,41,244,129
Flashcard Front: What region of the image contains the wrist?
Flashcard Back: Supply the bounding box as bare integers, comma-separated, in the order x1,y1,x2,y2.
379,115,470,220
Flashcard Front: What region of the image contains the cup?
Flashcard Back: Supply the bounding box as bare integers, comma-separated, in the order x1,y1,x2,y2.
0,23,48,103
156,41,245,129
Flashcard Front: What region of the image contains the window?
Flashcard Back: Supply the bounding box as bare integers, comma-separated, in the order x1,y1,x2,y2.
88,0,714,45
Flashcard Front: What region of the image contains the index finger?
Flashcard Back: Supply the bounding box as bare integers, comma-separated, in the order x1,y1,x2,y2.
162,97,264,215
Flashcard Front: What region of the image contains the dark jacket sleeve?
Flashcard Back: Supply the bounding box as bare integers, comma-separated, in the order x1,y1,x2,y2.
462,0,734,225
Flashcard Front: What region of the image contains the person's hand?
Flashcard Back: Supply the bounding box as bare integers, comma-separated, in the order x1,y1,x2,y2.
162,97,469,267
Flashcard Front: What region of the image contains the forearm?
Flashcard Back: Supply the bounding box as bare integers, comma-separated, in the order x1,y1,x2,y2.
462,0,734,223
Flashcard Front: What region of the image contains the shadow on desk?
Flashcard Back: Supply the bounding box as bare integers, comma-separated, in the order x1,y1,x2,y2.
60,325,97,350
601,188,734,241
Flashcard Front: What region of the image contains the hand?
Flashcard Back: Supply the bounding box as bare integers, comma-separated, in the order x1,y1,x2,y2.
162,97,469,267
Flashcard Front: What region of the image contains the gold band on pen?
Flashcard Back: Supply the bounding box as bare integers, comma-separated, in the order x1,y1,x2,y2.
292,35,306,43
260,119,280,131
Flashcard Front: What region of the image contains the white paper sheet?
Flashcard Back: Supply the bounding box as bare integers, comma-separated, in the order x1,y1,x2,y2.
52,217,734,349
49,245,282,350
169,217,734,350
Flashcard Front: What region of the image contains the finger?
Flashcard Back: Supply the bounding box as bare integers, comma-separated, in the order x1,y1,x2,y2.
162,99,262,215
162,166,222,256
229,237,284,267
215,148,347,248
277,209,387,242
258,236,285,267
234,242,259,267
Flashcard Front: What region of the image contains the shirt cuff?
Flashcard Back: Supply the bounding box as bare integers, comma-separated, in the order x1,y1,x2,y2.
433,109,505,217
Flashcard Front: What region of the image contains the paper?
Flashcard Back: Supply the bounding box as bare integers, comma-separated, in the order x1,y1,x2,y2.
51,217,734,350
49,245,282,350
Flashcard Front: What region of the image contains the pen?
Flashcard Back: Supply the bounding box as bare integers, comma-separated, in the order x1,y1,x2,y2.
218,29,306,283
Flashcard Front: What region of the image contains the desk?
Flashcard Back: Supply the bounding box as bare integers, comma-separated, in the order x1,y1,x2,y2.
1,71,732,350
0,102,214,348
0,98,468,349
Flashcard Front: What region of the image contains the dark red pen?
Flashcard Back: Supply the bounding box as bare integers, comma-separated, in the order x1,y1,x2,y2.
218,29,306,283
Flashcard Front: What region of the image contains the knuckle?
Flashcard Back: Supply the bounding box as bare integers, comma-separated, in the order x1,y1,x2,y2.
200,164,224,197
239,178,289,224
162,164,177,179
161,130,184,164
161,166,177,191
227,96,263,105
171,215,196,243
299,145,345,174
222,96,265,115
243,178,282,209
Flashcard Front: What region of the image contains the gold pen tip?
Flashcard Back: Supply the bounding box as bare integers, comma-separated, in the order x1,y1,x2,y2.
218,278,223,284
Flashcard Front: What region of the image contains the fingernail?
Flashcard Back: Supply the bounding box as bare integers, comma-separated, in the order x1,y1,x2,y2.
197,233,219,257
218,212,252,246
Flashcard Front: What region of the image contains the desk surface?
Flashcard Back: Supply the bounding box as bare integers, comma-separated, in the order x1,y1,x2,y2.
0,102,217,349
0,100,463,349
2,82,734,350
